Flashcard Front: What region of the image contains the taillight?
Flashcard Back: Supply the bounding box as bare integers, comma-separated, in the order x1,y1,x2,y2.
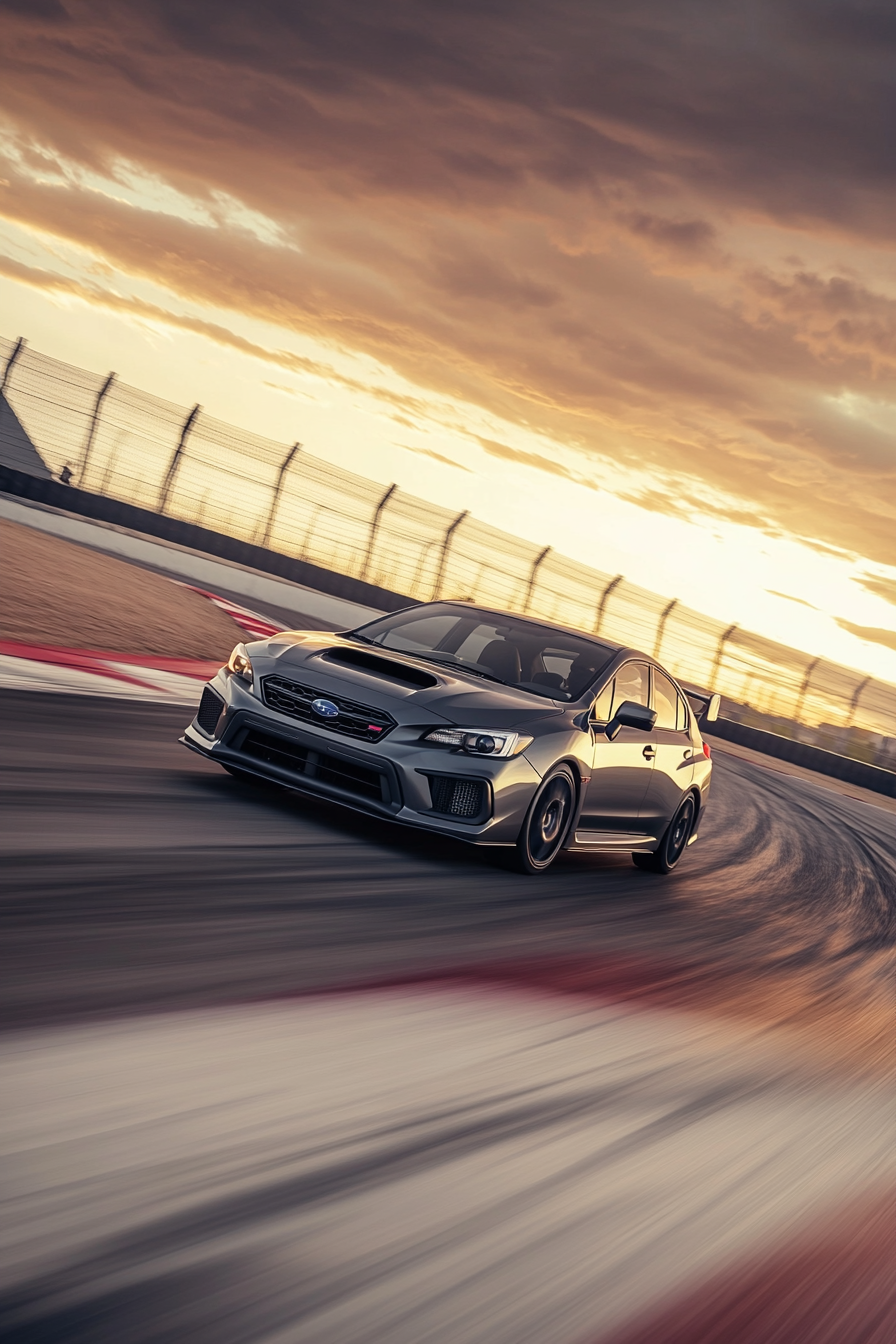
703,742,711,759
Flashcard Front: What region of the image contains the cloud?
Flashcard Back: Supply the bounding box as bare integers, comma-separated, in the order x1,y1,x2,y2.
835,620,896,653
767,590,818,609
473,436,586,485
1,0,895,571
0,252,447,422
853,573,896,608
397,443,472,472
620,485,772,531
797,536,856,560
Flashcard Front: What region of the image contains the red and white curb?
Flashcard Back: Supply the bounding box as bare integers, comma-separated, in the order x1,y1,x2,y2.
176,582,287,640
1,984,892,1342
0,587,286,703
0,639,218,703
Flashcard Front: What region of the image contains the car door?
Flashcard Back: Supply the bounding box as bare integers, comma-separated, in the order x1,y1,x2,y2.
579,662,655,836
638,668,694,837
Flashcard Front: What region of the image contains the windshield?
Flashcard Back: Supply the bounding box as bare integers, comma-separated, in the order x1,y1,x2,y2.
351,604,614,701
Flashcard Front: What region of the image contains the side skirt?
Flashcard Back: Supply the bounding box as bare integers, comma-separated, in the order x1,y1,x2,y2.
567,829,659,853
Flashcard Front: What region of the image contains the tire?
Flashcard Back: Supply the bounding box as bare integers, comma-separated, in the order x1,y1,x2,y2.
632,793,697,874
510,765,576,874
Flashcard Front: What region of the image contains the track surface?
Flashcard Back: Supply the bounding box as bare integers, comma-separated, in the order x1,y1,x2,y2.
1,689,895,1343
3,689,894,1035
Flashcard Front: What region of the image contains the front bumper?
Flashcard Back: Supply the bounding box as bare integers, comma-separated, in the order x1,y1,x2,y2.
182,673,542,845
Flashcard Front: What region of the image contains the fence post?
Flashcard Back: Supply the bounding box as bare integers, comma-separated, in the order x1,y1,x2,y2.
158,404,200,514
523,546,551,613
846,675,872,729
653,597,678,660
709,623,737,689
78,372,116,487
432,510,469,600
261,442,301,548
793,656,821,724
0,336,25,395
594,574,623,634
361,482,396,580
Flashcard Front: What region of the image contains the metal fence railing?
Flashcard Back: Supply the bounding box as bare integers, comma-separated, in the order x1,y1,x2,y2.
3,334,895,764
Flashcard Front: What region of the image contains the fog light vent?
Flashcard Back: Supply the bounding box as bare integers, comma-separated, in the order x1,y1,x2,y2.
196,687,224,736
429,775,486,819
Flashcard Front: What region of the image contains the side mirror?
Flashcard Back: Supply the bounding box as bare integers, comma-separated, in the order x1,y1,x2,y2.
605,700,657,740
704,693,721,723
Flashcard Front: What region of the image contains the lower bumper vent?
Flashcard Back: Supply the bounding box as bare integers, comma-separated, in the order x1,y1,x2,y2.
240,730,387,803
428,775,487,819
196,687,224,736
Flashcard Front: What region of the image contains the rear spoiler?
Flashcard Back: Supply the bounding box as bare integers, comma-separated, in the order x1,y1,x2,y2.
685,689,721,722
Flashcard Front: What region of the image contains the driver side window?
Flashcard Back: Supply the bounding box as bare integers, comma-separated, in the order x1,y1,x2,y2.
590,662,649,723
613,662,650,710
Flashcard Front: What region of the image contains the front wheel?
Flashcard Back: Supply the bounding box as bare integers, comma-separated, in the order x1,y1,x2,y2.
632,794,696,874
510,765,576,874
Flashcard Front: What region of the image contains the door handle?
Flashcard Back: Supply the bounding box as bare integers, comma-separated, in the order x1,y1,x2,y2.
642,745,656,760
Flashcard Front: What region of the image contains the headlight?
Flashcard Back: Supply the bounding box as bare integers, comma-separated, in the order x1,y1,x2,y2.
422,727,533,758
226,643,254,684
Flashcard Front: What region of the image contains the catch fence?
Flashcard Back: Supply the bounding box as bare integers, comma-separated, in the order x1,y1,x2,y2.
2,334,894,762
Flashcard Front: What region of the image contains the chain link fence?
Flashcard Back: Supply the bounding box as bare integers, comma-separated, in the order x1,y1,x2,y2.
3,334,894,765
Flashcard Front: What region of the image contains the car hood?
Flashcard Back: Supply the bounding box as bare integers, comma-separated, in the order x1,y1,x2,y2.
258,633,565,729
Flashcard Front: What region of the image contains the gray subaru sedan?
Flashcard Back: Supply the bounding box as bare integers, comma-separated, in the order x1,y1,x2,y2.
181,601,716,874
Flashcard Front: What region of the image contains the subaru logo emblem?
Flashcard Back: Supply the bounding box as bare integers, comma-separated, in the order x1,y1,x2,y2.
311,698,339,718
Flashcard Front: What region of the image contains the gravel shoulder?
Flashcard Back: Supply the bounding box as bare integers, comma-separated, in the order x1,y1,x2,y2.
1,518,244,658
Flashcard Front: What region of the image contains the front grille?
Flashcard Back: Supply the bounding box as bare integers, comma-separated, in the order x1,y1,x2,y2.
241,730,386,802
196,686,224,735
428,775,487,819
262,675,397,743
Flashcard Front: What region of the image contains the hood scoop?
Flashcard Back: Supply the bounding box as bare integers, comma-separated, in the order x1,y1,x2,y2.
321,646,439,689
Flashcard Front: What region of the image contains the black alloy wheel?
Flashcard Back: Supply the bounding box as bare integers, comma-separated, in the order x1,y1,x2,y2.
632,793,697,874
511,765,576,874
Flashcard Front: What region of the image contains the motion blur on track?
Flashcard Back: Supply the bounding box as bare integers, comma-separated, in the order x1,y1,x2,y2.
182,601,714,874
1,689,895,1343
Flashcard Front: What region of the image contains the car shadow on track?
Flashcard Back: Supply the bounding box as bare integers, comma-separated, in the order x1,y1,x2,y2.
186,766,646,883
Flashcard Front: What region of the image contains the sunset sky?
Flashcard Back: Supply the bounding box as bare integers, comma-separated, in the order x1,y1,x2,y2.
1,0,895,679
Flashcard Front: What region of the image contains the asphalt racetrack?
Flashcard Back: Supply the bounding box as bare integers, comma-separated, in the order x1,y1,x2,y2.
2,688,895,1343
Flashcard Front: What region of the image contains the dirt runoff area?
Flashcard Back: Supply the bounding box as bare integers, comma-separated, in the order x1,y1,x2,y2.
1,519,244,659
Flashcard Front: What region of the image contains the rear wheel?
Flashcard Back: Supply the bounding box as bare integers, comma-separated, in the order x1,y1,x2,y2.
510,765,576,874
632,793,696,874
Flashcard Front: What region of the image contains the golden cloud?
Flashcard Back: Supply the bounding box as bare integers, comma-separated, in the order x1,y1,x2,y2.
0,0,894,571
835,621,896,653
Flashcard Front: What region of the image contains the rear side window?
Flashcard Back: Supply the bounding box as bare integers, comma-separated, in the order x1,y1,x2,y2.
653,669,680,731
676,692,690,732
613,662,649,710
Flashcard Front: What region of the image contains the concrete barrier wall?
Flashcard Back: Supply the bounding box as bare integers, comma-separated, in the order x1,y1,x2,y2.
0,465,416,616
0,493,385,630
709,718,896,798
